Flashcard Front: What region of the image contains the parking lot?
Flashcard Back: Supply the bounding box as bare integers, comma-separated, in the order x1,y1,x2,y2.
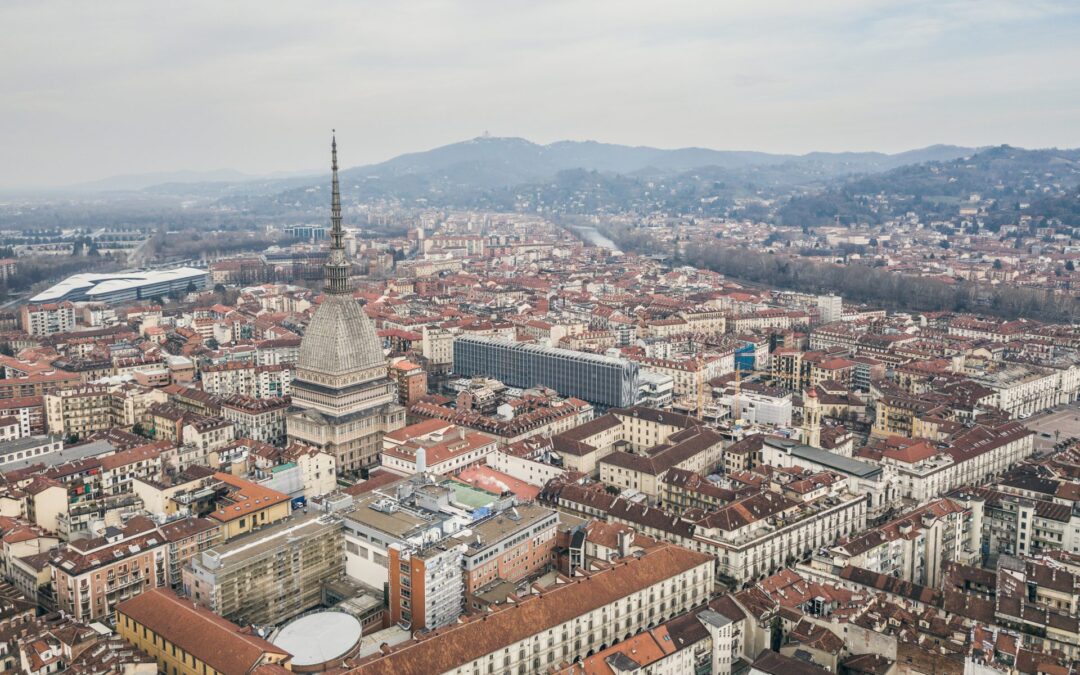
1022,404,1080,451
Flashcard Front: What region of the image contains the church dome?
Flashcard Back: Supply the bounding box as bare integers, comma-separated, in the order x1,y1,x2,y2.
297,294,386,375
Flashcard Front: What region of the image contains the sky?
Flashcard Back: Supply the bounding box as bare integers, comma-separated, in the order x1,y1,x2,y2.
3,0,1080,187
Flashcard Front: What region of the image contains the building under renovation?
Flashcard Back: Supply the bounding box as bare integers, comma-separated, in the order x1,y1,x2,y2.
184,511,344,627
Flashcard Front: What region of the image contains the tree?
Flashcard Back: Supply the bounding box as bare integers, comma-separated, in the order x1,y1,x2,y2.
993,259,1003,270
939,240,951,249
185,280,197,294
1067,260,1076,272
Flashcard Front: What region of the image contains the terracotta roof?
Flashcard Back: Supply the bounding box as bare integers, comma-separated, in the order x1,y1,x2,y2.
349,544,712,675
209,473,290,523
117,588,290,674
99,442,167,471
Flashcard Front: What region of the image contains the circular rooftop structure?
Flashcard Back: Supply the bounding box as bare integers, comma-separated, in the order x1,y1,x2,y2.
272,611,362,670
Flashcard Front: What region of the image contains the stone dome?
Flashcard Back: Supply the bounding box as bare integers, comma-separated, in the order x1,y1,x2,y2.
297,294,386,375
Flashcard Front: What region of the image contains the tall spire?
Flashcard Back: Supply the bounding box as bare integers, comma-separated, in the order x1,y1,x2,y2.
324,130,351,295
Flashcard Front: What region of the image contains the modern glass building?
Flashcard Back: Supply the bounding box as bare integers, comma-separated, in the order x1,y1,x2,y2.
452,336,638,409
30,267,208,304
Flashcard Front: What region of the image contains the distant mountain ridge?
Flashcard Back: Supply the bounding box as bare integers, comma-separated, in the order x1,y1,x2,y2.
62,136,977,197
342,136,976,188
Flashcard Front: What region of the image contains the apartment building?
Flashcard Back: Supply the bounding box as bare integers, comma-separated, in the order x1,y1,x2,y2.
108,383,163,429
255,337,301,367
544,480,867,585
185,512,344,626
599,425,725,498
816,294,842,324
99,442,166,496
551,406,699,477
20,302,75,337
860,421,1035,505
957,357,1077,418
679,307,728,334
200,362,293,399
410,393,593,448
0,395,44,437
207,472,292,541
951,485,1080,558
0,371,81,400
769,349,854,393
158,516,221,589
388,543,464,631
421,325,454,372
390,359,428,406
220,395,288,446
281,442,337,499
48,516,167,622
825,498,979,588
44,385,111,439
351,544,714,675
629,354,732,414
181,416,236,457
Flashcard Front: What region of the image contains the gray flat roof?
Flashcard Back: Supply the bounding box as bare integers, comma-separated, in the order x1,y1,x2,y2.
455,335,633,368
0,435,62,457
456,503,556,556
1,438,115,472
764,437,882,479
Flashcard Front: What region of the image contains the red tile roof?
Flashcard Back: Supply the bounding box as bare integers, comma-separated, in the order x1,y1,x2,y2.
117,588,290,674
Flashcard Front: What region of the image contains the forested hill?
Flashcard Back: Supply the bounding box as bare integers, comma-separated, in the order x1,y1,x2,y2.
779,146,1080,228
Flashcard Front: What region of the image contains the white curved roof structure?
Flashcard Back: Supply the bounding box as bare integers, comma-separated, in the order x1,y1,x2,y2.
30,267,207,304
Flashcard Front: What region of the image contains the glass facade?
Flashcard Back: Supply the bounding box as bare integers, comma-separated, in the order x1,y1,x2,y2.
453,336,638,408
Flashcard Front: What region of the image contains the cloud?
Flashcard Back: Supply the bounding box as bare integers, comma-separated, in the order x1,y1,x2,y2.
1,0,1078,186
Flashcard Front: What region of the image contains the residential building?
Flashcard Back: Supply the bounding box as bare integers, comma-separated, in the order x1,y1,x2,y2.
220,395,289,446
48,516,167,622
44,385,112,439
350,543,714,675
20,302,75,337
207,472,292,541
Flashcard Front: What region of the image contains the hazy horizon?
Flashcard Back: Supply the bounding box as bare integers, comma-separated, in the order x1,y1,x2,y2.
4,0,1080,188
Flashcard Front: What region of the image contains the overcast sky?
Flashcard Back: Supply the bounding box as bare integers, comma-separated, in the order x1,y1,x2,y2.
3,0,1080,187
